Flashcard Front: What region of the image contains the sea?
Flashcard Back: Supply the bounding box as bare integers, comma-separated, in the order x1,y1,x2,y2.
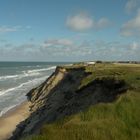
0,62,69,116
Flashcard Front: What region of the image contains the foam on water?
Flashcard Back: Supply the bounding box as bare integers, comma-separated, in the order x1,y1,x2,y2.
0,64,57,117
0,104,17,117
27,66,56,73
0,75,50,116
0,75,49,97
0,66,56,81
0,75,19,80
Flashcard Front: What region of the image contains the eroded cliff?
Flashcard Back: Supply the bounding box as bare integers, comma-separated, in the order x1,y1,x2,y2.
9,65,129,140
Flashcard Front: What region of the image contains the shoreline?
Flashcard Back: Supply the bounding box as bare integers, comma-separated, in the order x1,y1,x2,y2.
0,100,30,140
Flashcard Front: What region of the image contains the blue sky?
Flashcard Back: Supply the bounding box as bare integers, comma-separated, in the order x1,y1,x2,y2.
0,0,140,61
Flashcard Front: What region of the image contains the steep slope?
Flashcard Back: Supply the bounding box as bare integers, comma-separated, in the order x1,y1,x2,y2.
10,63,140,140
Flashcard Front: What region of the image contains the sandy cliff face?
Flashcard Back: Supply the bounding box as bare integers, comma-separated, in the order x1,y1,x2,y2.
9,66,128,140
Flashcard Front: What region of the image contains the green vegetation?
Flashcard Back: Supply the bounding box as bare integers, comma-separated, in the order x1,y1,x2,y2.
22,63,140,140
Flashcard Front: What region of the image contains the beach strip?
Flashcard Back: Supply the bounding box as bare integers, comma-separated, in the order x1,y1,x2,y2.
0,101,30,140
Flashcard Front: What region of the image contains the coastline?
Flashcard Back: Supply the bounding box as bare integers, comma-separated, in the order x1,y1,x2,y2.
0,100,30,140
0,63,57,140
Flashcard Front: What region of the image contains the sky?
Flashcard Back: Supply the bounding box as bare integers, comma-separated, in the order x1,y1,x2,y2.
0,0,140,62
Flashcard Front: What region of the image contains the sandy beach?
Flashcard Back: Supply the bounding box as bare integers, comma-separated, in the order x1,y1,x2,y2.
0,101,30,140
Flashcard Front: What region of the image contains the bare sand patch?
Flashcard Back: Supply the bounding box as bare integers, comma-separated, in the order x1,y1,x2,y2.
0,101,30,140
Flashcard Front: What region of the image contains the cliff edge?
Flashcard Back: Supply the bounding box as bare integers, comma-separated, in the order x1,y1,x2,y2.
9,64,129,140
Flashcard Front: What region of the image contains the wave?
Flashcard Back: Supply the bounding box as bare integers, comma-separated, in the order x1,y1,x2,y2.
0,75,49,97
0,66,56,117
0,104,17,117
27,66,56,73
0,73,40,81
0,66,56,81
0,75,19,80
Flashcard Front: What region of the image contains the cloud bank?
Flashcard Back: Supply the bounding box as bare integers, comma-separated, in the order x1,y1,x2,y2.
0,38,139,61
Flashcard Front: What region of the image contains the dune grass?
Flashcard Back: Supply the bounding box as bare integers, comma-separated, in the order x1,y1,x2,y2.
22,63,140,140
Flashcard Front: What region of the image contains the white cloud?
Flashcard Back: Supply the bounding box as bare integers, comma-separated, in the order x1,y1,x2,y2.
42,38,92,57
0,25,31,33
1,38,139,61
125,0,140,13
66,12,111,32
130,41,140,50
121,9,140,36
96,18,111,29
44,38,74,47
0,26,19,33
66,13,94,32
93,40,140,61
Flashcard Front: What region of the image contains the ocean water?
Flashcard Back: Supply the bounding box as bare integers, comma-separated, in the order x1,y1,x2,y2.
0,62,68,116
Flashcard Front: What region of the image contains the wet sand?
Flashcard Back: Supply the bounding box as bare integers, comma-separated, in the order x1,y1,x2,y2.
0,101,30,140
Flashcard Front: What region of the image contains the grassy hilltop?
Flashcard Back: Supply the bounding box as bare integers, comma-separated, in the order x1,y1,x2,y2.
22,63,140,140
